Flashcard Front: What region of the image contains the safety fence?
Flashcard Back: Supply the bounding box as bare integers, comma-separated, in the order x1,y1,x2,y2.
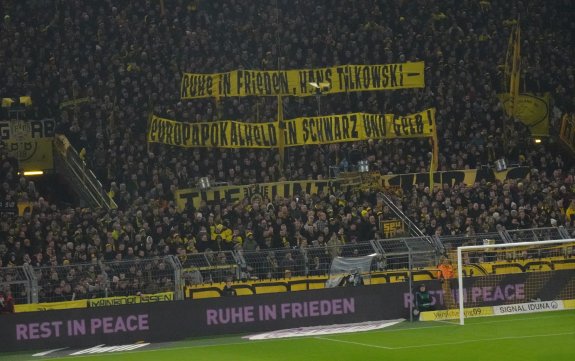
1,227,573,307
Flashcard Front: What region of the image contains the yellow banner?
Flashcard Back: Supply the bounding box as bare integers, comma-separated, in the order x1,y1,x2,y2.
15,299,87,313
564,299,575,309
174,167,530,211
381,219,404,238
148,116,277,148
181,62,425,99
0,119,55,171
17,201,32,216
420,306,493,321
147,108,435,148
87,292,174,307
283,108,435,146
498,93,550,136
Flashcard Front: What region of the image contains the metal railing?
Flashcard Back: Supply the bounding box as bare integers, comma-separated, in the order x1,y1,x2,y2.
99,257,179,298
1,256,178,304
2,226,573,306
371,236,439,269
379,191,426,238
506,227,565,243
33,262,107,303
0,264,35,304
180,251,239,284
53,134,117,210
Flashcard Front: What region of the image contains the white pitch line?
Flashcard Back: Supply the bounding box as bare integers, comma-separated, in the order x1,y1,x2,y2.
314,336,394,349
389,331,575,350
20,339,298,361
362,311,575,334
316,331,575,351
31,348,69,356
427,319,457,325
454,312,575,326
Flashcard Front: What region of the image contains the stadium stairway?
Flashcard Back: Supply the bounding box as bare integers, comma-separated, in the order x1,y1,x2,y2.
53,134,117,210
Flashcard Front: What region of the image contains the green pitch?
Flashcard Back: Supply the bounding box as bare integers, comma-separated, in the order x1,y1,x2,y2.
3,311,575,361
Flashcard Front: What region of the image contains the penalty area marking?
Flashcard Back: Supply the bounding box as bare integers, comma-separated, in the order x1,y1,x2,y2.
32,348,69,357
314,337,394,349
316,331,575,350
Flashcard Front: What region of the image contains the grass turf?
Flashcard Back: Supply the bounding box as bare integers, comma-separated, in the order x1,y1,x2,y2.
3,310,574,361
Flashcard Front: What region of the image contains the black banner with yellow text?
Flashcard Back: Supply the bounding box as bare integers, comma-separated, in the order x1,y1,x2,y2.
174,167,529,211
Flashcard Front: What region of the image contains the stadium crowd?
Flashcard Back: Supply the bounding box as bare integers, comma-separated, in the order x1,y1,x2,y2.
1,0,575,303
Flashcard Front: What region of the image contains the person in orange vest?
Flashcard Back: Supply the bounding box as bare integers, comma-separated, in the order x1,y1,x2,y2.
437,256,455,280
437,256,456,309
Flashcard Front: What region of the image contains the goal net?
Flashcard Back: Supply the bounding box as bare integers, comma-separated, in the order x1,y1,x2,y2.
455,239,575,325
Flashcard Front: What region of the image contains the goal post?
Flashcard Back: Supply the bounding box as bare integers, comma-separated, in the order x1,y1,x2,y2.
457,238,575,325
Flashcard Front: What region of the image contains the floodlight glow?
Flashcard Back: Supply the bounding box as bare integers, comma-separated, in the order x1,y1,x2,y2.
21,170,44,176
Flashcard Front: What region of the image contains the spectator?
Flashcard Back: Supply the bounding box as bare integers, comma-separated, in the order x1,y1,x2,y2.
437,256,456,308
221,278,237,297
0,0,574,294
0,290,15,314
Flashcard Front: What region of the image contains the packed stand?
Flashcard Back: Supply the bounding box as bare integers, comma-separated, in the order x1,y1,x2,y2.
1,0,575,299
1,0,574,201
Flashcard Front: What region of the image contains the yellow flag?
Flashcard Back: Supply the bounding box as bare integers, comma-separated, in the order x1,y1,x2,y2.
429,109,439,191
277,95,285,173
509,23,521,117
